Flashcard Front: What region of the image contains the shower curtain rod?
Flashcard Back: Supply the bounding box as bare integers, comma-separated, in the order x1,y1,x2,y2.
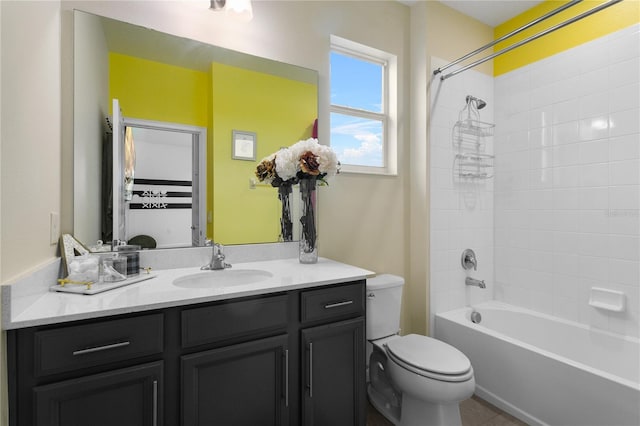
438,0,623,81
433,0,582,77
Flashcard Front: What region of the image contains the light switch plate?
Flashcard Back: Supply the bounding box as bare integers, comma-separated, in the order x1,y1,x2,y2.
50,212,60,245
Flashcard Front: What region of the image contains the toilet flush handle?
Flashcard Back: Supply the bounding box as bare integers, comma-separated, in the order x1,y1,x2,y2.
367,292,375,299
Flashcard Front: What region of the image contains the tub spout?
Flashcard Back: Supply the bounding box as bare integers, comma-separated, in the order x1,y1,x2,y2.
465,276,486,289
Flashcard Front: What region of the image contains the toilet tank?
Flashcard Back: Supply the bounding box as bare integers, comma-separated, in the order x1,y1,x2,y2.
366,274,404,340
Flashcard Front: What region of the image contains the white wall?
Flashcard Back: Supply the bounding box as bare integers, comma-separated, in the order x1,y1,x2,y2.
1,1,62,282
0,3,4,424
429,61,494,330
73,10,109,246
0,1,63,422
494,24,640,338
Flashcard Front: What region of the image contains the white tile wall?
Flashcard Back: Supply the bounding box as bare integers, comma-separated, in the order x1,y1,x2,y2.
429,59,494,331
494,24,640,338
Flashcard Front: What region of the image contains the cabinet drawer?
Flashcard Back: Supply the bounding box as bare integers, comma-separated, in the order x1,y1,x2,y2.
34,314,163,377
182,295,289,348
301,281,365,324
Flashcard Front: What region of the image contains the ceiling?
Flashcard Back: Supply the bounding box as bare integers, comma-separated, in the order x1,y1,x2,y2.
400,1,545,27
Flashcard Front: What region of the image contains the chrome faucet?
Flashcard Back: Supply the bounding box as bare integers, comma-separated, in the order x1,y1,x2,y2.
201,243,232,270
465,277,486,289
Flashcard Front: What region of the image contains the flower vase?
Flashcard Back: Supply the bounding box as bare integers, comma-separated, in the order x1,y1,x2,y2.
299,177,318,264
278,184,294,242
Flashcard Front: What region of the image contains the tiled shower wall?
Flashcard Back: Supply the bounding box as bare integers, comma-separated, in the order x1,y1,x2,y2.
429,60,494,331
493,24,640,337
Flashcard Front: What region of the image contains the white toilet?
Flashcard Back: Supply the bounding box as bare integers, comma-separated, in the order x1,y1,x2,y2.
366,274,475,426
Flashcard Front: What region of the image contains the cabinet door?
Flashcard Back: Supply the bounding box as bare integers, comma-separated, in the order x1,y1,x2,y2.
182,334,289,426
301,317,366,426
34,361,162,426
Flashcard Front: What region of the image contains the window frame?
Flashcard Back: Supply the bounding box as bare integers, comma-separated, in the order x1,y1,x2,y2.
329,35,398,176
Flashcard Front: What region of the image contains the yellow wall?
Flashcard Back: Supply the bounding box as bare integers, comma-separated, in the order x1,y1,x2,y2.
211,62,317,245
426,1,495,76
109,53,209,126
494,0,640,76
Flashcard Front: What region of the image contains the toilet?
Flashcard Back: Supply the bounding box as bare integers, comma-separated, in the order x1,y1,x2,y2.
366,274,475,426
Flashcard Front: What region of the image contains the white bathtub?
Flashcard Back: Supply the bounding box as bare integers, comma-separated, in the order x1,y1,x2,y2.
435,301,640,426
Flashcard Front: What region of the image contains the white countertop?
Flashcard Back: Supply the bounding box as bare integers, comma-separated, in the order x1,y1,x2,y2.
3,257,373,329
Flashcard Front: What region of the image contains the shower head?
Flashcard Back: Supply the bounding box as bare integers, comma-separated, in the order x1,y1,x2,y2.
466,95,487,110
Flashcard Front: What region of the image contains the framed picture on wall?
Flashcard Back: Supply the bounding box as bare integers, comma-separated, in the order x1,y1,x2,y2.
232,130,257,161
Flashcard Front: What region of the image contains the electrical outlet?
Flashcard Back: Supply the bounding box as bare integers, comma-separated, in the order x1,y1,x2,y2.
50,212,60,245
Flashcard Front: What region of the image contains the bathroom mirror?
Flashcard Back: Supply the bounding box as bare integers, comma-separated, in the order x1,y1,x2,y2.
73,10,318,250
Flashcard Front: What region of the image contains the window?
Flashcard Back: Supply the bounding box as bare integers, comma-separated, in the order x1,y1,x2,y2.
330,36,397,175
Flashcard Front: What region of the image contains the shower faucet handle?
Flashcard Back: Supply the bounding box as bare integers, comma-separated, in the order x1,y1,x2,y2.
461,249,477,271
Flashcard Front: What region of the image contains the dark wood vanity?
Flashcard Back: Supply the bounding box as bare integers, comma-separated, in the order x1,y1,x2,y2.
7,279,366,426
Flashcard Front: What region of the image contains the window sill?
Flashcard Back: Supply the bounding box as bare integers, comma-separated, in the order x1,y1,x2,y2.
338,165,398,177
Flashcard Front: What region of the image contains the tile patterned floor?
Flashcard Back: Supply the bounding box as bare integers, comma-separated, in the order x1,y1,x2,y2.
367,395,528,426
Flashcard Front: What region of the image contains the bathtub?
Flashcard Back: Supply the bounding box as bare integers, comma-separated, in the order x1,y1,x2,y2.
435,301,640,426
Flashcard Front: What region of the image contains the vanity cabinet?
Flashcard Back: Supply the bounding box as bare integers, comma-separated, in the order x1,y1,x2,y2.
301,318,365,426
300,283,367,426
34,361,162,426
8,313,165,426
180,295,291,426
7,279,365,426
182,335,289,425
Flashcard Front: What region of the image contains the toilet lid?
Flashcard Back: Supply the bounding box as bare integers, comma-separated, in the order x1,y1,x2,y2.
385,334,472,379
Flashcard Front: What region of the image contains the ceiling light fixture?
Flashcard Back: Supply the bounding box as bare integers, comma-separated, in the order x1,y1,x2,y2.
210,0,226,10
210,0,253,21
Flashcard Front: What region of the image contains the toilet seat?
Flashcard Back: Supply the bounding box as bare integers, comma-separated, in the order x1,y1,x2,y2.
384,334,473,383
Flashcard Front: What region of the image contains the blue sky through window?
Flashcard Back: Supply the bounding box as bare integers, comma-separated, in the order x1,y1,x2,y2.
330,52,382,112
330,51,384,167
330,113,383,167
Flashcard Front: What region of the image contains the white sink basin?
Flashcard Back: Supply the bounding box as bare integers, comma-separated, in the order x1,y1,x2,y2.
173,269,273,288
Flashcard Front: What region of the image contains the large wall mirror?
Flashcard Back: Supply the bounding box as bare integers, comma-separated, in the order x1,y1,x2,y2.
73,10,318,250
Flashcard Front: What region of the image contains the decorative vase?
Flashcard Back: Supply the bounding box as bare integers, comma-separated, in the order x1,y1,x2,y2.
298,177,318,264
278,184,294,242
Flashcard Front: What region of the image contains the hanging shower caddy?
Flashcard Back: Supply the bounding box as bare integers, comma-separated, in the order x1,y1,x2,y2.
452,96,494,180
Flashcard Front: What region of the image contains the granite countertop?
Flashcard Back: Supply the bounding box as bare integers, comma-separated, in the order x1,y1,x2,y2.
2,257,373,330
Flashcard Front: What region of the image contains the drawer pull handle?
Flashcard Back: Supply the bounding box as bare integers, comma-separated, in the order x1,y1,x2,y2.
72,341,131,356
152,379,158,426
324,300,353,309
308,343,313,398
284,349,289,407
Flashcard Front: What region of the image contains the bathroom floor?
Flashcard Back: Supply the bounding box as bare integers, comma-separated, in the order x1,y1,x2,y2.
366,395,528,426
